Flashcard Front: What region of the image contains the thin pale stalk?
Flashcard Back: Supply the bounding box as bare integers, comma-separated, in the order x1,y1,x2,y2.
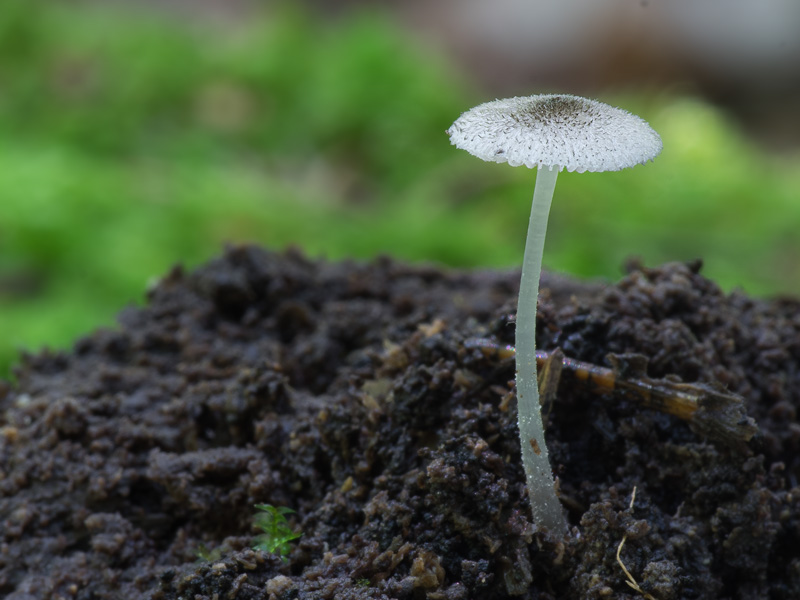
515,165,566,535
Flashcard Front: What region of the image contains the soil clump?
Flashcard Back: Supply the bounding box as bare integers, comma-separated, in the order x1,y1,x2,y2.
2,245,800,599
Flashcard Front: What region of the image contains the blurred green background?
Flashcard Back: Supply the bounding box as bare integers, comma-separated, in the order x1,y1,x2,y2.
1,1,799,378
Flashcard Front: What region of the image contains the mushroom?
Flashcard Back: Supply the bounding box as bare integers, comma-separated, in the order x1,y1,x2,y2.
447,94,662,535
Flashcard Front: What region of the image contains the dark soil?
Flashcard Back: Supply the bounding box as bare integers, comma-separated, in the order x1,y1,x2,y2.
2,245,800,599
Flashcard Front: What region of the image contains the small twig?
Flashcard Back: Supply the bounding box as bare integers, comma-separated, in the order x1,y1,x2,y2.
616,487,656,600
463,337,758,449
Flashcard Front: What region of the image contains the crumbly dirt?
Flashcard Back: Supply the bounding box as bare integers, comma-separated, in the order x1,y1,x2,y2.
2,245,800,599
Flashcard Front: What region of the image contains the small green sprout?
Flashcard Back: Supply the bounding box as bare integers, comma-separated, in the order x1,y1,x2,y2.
194,543,224,563
252,504,303,561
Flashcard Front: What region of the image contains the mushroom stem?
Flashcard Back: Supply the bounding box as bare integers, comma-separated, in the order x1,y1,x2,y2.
515,165,567,535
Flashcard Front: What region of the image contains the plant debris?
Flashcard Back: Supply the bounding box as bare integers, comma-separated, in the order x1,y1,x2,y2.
465,338,758,449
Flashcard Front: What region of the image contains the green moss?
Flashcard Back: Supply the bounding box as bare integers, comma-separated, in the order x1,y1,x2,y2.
252,504,303,561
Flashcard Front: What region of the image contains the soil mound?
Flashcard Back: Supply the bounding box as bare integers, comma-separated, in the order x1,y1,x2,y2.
2,246,799,599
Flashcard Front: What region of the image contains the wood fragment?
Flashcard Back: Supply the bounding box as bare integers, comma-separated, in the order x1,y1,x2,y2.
464,337,758,449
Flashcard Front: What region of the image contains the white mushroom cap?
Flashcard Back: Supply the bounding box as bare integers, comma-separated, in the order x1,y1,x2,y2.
447,94,663,173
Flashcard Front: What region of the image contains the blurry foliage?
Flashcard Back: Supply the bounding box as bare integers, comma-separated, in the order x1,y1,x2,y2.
0,0,799,378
